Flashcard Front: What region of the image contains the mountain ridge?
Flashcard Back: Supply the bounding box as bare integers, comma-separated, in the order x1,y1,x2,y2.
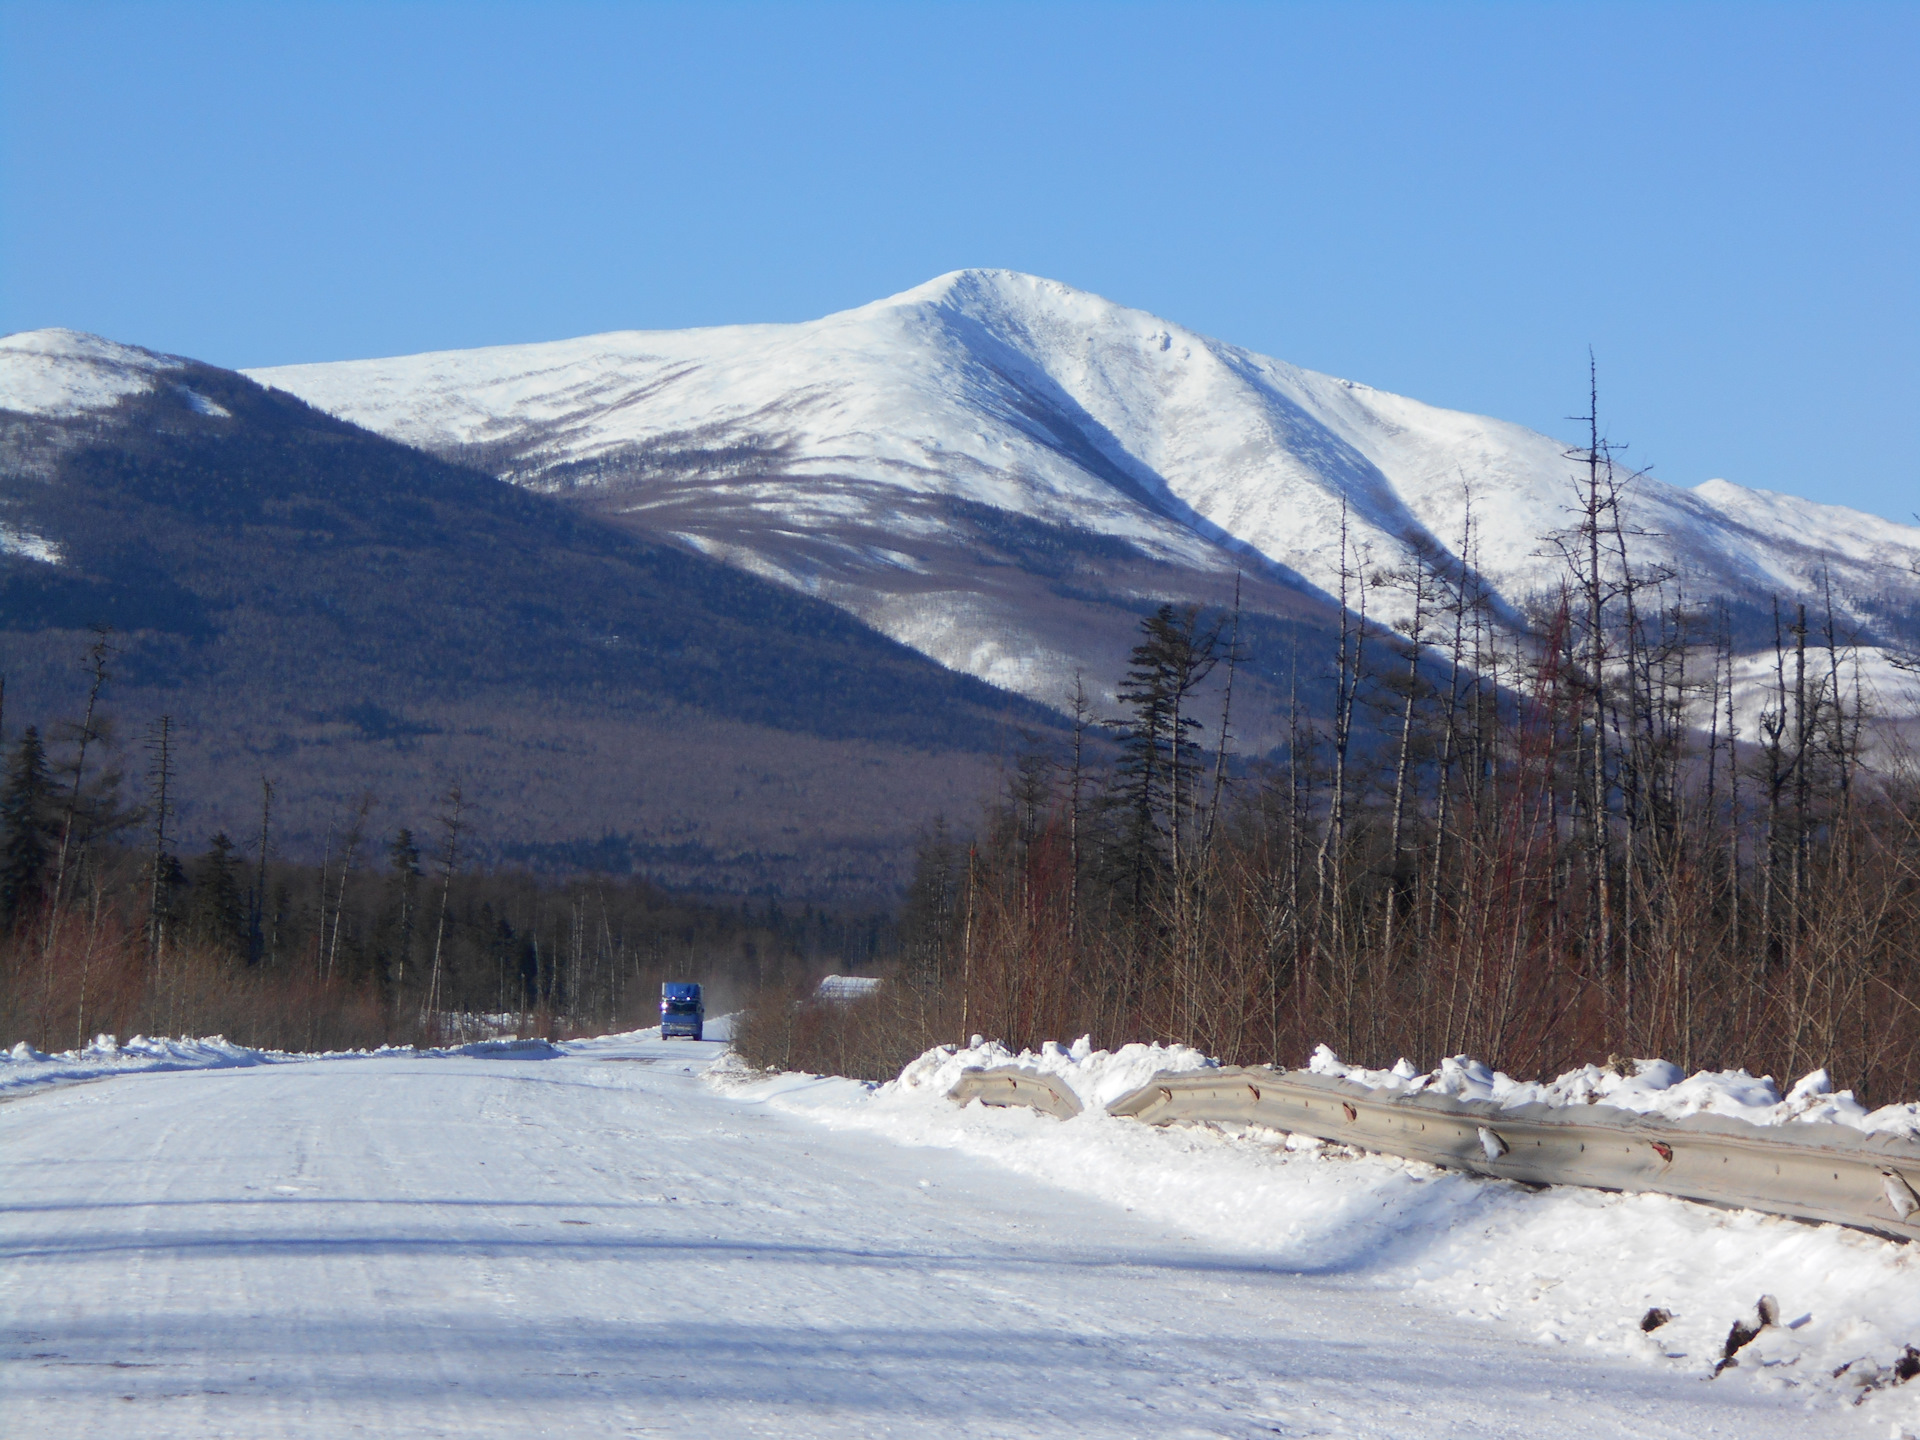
10,271,1918,735
227,269,1920,715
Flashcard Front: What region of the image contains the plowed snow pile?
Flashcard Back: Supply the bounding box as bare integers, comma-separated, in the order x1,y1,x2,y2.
1307,1044,1920,1139
0,1032,570,1098
0,1035,282,1095
714,1038,1920,1425
892,1033,1216,1109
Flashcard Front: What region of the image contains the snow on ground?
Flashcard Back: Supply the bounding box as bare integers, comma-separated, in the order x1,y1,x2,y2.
717,1039,1920,1428
2,1020,1911,1434
0,1015,736,1101
890,1031,1216,1110
0,1030,585,1099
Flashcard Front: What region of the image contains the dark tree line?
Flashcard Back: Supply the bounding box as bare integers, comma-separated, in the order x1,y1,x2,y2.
0,646,892,1054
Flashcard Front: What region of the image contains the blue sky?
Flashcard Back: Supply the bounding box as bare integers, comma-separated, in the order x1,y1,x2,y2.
2,2,1913,520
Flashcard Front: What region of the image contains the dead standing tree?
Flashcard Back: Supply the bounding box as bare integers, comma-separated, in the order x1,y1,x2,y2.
143,715,178,1034
422,784,465,1039
41,627,114,974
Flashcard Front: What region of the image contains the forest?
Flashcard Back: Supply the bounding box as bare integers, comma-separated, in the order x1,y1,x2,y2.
738,415,1920,1103
0,650,891,1054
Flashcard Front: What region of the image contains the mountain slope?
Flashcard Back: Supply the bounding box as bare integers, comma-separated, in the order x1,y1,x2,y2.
0,330,1053,896
248,270,1920,716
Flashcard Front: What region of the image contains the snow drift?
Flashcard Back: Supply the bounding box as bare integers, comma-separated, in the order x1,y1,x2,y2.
892,1033,1216,1112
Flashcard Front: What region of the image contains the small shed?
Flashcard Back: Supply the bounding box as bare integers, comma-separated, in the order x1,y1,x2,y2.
814,974,883,1004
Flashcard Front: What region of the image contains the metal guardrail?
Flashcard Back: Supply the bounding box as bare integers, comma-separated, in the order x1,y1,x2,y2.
949,1066,1084,1120
955,1062,1920,1240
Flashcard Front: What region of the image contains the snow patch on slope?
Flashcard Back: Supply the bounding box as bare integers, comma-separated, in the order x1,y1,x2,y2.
0,522,62,564
0,328,185,416
1695,478,1920,574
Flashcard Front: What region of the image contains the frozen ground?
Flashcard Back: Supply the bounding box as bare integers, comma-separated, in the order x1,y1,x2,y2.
4,1028,1914,1437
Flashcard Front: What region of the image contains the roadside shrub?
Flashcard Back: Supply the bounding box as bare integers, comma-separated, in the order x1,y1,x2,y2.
731,975,953,1082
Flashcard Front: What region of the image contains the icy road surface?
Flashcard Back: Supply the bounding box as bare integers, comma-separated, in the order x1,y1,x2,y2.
0,1031,1859,1437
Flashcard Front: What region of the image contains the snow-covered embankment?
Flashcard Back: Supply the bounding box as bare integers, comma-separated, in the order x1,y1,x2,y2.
713,1037,1920,1418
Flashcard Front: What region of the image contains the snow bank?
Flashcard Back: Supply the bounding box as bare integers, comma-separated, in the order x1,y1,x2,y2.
714,1039,1920,1416
2,1027,599,1097
1308,1045,1920,1139
815,975,882,1002
0,1034,280,1096
892,1033,1215,1112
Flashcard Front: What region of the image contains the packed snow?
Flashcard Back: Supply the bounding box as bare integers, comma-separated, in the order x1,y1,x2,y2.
1306,1044,1920,1140
6,1026,1906,1434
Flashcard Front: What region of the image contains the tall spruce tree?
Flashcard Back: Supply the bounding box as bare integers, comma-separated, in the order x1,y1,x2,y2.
190,832,248,960
1108,604,1221,910
899,818,959,992
0,727,54,933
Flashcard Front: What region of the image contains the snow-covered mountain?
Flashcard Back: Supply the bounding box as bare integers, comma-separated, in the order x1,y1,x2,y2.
243,271,1920,714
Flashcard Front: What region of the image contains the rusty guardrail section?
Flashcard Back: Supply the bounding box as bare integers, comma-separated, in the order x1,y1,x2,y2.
954,1062,1920,1240
948,1066,1084,1119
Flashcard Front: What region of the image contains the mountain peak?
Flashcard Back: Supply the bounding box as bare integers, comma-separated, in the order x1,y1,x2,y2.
856,269,1161,337
874,268,1080,306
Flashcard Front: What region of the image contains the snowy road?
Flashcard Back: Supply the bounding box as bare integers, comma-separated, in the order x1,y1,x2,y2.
0,1032,1865,1437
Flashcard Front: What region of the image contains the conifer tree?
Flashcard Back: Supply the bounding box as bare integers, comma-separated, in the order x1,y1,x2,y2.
0,727,54,933
1108,604,1220,910
898,818,958,993
423,786,464,1030
191,832,247,960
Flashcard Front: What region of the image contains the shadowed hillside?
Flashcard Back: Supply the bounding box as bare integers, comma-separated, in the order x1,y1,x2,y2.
0,359,1059,897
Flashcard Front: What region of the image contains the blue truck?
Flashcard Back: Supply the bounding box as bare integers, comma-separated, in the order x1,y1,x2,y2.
660,982,704,1040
